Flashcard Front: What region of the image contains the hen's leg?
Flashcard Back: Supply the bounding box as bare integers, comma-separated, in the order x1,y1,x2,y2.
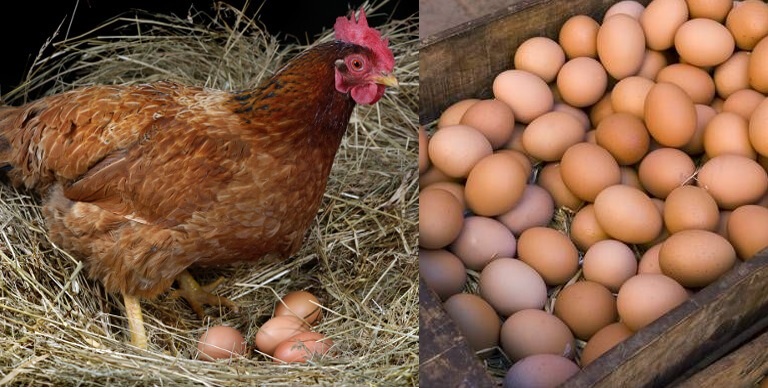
170,270,239,318
123,293,148,349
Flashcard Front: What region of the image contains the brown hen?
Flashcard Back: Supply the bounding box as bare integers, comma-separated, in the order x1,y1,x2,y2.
0,9,396,349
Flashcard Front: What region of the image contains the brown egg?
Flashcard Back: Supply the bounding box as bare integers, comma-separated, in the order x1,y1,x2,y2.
496,184,555,236
418,166,457,188
418,126,429,174
595,112,650,165
419,249,467,301
659,229,737,288
255,316,310,356
675,18,735,67
493,70,554,123
570,204,610,251
703,112,755,159
553,103,592,131
460,99,516,149
727,204,768,260
714,51,750,99
558,14,600,59
501,309,575,361
450,216,517,271
422,181,466,208
640,0,689,50
696,154,768,209
594,184,663,244
560,142,621,202
637,49,668,79
604,0,645,20
418,187,464,249
538,163,585,211
428,125,492,178
749,97,768,157
717,210,732,240
617,274,689,331
656,63,716,105
581,322,634,367
504,354,580,388
611,76,654,119
554,281,618,340
749,36,768,93
638,148,696,199
522,111,585,162
590,92,615,127
197,325,247,361
682,104,718,155
437,99,479,128
664,185,720,233
465,153,528,216
723,88,764,120
443,293,501,351
687,0,732,22
272,331,333,363
498,148,534,177
515,37,566,83
557,57,608,107
597,14,646,80
274,290,322,325
726,0,768,50
583,239,638,292
620,166,644,190
480,258,548,317
638,243,663,274
644,82,698,148
517,227,580,286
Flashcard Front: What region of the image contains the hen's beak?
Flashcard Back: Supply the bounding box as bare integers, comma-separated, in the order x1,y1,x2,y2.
372,73,399,87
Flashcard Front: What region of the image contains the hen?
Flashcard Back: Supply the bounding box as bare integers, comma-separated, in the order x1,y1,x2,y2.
0,9,396,349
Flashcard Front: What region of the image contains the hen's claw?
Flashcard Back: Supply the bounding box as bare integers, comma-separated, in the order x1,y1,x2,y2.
170,270,239,318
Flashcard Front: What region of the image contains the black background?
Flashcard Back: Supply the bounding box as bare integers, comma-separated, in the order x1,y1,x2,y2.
0,0,415,96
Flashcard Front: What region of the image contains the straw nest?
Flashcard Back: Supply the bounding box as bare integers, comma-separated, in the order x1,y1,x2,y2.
0,1,418,386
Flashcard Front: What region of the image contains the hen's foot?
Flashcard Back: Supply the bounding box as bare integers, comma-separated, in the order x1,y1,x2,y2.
123,293,148,349
170,270,239,318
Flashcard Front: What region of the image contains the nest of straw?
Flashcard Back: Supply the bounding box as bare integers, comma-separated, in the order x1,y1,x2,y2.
0,2,418,386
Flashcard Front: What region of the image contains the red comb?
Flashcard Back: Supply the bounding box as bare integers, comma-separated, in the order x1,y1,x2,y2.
334,9,395,73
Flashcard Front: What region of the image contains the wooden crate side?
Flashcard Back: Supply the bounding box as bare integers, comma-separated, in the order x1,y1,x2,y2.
419,0,651,124
676,329,768,387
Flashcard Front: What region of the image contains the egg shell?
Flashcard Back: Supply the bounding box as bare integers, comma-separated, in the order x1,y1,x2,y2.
637,148,696,199
503,354,580,388
428,125,492,178
675,18,735,67
495,184,555,236
460,99,516,149
274,290,322,325
464,153,528,216
419,249,467,301
422,181,465,208
687,0,732,22
617,274,689,331
751,37,768,93
197,325,247,361
723,88,765,120
714,51,750,99
727,204,768,260
556,57,608,108
703,112,755,159
255,315,311,356
552,103,591,131
450,216,517,271
272,331,333,363
583,239,638,292
517,227,580,286
639,0,689,51
443,293,502,351
726,0,768,50
493,70,554,123
590,92,615,127
581,322,634,367
637,49,668,79
501,309,575,362
663,185,720,233
594,185,663,244
522,111,585,161
748,97,768,157
558,14,600,59
597,14,646,80
604,0,645,20
659,229,737,288
717,210,732,240
560,142,622,202
437,99,479,128
656,63,716,105
537,163,584,211
696,154,768,209
554,281,618,340
620,166,644,191
610,76,654,119
418,187,464,249
570,204,610,251
514,37,566,83
480,258,548,317
498,149,534,177
644,82,698,148
682,104,717,155
595,113,650,165
418,126,429,174
418,166,458,188
638,243,663,274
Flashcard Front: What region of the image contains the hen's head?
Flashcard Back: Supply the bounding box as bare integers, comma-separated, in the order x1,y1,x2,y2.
333,9,397,105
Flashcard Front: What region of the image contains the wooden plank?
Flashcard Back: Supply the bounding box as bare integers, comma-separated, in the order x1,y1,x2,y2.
419,276,497,388
676,329,768,388
419,0,652,124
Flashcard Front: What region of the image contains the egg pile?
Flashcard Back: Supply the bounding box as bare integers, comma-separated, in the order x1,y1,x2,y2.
419,0,768,385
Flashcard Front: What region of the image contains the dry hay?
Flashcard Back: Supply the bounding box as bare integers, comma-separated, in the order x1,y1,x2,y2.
0,1,418,386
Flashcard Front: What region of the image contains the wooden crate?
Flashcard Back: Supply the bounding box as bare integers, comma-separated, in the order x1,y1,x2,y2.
419,0,768,386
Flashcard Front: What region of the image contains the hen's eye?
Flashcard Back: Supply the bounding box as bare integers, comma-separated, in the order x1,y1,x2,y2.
348,56,365,72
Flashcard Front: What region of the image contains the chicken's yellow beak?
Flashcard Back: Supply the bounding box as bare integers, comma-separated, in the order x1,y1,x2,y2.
372,73,399,87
